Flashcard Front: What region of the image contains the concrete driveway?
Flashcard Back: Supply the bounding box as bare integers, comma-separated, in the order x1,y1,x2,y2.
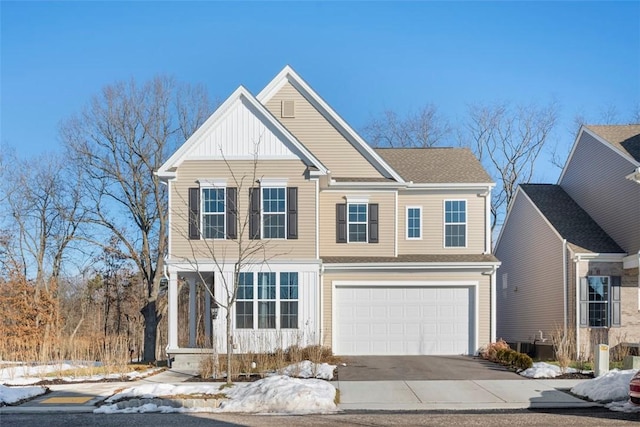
336,355,524,381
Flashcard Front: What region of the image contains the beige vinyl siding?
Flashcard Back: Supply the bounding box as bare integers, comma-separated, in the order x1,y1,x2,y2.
264,82,384,179
561,132,640,254
495,192,565,343
322,270,491,352
397,190,486,255
170,159,316,261
318,191,395,257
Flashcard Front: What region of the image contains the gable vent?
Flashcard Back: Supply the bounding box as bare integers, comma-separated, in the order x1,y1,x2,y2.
281,100,295,118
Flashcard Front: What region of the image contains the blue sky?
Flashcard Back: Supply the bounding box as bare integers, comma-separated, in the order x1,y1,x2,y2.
2,1,639,182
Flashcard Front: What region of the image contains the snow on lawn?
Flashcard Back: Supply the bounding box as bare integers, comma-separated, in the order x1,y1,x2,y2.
520,362,640,413
96,375,337,415
571,369,638,402
0,384,47,405
0,362,163,385
273,360,336,380
519,362,578,378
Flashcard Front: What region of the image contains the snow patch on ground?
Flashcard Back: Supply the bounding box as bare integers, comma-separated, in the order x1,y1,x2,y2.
0,384,47,405
97,375,337,414
0,363,163,385
571,369,638,402
519,362,577,378
273,361,336,380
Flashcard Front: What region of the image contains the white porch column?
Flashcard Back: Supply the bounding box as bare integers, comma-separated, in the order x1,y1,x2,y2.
490,269,497,343
189,278,197,347
168,272,178,349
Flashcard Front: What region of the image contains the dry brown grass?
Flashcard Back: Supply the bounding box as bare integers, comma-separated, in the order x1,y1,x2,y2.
550,324,576,373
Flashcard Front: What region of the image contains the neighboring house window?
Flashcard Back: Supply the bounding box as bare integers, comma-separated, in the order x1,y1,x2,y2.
262,187,286,239
280,272,298,329
236,272,254,329
444,200,466,247
580,276,621,328
336,202,379,244
235,272,298,329
406,207,422,239
202,188,225,239
348,203,368,242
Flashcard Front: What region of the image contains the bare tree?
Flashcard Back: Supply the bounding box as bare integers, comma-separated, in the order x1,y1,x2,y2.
363,104,451,148
1,151,85,290
60,76,212,362
464,101,559,231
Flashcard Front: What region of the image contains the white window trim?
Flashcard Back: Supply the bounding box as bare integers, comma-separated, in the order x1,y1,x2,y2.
406,206,422,240
198,178,227,188
259,178,288,187
347,202,368,243
261,186,287,240
443,199,467,248
201,186,226,240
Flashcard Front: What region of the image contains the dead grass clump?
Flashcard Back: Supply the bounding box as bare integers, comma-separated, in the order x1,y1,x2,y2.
550,324,576,373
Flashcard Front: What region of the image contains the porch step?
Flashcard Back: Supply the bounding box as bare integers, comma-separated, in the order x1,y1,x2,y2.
170,353,209,371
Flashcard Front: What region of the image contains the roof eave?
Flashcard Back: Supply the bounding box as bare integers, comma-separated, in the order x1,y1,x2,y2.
323,261,501,270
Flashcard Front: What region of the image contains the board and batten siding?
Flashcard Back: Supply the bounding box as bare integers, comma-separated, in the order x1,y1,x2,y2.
495,192,565,343
560,131,640,254
264,82,384,179
322,270,491,353
397,190,486,255
318,191,395,257
170,159,317,261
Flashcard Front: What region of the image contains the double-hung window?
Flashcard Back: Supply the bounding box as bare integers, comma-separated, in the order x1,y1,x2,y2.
444,200,466,247
348,203,368,242
262,187,286,239
202,188,225,239
236,272,298,329
587,276,609,327
406,206,422,239
580,275,621,328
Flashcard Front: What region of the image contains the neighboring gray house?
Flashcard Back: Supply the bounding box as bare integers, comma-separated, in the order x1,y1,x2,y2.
495,125,640,358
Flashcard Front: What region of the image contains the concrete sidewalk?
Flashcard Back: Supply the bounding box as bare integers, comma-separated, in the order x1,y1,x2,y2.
0,370,598,414
333,378,599,410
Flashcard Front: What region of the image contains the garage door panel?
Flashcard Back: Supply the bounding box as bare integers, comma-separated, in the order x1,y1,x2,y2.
335,285,473,356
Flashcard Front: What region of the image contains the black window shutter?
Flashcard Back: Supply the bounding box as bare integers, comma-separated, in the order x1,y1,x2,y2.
287,187,298,239
249,187,261,240
369,203,379,243
188,187,200,240
226,187,237,239
611,276,621,327
336,203,347,243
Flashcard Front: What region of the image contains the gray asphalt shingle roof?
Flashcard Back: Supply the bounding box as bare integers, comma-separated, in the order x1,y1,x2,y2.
520,184,624,254
586,124,640,163
374,147,493,184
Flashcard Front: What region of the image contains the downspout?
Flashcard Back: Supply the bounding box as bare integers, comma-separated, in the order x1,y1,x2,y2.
483,188,491,254
319,263,324,347
562,239,567,337
490,268,497,343
574,254,581,359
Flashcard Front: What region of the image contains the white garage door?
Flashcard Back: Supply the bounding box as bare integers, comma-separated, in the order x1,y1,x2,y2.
334,285,474,355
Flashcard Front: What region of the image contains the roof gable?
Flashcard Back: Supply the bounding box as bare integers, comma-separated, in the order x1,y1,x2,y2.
519,184,624,254
157,86,327,177
257,66,404,183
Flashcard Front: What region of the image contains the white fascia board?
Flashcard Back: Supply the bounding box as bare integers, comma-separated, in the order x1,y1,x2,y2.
257,66,405,183
327,180,405,189
323,261,501,271
156,170,177,180
157,85,328,176
573,253,626,263
406,182,495,191
165,259,323,270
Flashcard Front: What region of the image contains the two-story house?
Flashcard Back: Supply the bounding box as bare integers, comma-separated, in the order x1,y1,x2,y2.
157,67,499,369
495,125,640,359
